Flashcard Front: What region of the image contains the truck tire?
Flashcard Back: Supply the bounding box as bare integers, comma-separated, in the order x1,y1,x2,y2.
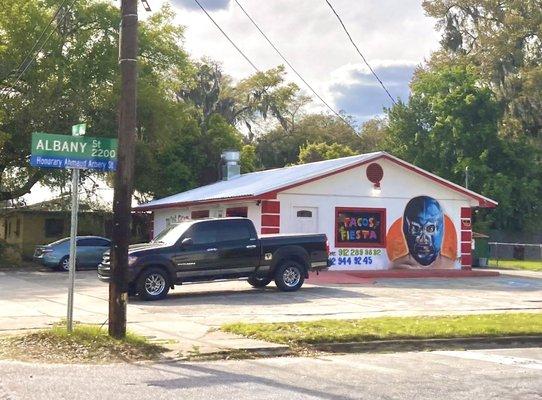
247,276,272,288
137,267,170,301
274,260,305,292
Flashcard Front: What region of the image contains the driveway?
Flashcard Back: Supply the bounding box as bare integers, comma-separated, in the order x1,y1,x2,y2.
0,268,540,352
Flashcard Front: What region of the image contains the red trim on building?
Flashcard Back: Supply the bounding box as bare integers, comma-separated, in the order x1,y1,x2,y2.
261,214,280,227
334,207,387,248
136,195,257,211
460,206,473,270
226,207,248,217
261,200,280,214
191,210,210,219
261,227,280,234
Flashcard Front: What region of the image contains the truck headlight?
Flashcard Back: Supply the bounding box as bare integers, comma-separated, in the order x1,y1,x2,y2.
128,256,138,265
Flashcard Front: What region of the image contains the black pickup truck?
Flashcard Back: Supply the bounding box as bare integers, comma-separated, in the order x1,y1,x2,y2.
98,218,329,300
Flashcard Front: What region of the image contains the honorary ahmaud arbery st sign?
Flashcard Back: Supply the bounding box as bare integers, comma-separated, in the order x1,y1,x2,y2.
30,132,118,172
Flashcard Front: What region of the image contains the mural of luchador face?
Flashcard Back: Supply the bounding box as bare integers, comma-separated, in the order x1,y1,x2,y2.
402,196,444,266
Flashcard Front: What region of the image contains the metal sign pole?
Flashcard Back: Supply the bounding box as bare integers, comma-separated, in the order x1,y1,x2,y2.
67,168,80,332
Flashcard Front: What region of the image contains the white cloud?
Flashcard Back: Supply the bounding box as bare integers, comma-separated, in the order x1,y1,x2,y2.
152,0,440,120
328,62,417,122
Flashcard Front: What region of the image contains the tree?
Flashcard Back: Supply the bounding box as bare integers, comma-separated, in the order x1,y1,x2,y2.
423,0,542,142
385,63,541,231
255,113,364,169
177,62,310,142
240,144,259,173
0,1,189,201
298,142,356,164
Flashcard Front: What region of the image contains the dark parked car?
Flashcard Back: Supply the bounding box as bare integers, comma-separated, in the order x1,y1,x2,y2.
34,236,111,271
98,218,329,300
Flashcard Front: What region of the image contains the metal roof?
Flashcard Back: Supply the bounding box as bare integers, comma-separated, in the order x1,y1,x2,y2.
136,152,382,210
135,151,497,210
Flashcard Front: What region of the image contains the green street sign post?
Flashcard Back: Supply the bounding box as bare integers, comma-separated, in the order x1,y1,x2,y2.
30,128,118,332
72,123,86,137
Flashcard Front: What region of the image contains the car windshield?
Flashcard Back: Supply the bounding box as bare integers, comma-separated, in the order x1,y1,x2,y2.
151,221,193,246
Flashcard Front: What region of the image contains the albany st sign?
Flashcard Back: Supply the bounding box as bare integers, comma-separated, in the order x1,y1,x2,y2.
30,132,118,172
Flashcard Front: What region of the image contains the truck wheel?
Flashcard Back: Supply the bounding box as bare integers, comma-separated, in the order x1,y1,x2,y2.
248,276,272,288
137,267,170,301
274,260,305,292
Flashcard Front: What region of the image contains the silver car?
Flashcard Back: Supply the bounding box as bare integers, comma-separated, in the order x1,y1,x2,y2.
33,236,111,271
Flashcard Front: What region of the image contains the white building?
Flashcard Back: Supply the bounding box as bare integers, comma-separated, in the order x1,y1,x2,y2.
134,152,497,271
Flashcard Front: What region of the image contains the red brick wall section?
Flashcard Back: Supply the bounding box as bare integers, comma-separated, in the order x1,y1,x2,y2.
460,207,472,270
261,200,280,234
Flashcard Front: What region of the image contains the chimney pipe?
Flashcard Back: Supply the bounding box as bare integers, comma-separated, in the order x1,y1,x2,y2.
221,150,241,181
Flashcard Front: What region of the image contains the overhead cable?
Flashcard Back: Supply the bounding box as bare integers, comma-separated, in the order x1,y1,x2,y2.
233,0,353,129
324,0,397,105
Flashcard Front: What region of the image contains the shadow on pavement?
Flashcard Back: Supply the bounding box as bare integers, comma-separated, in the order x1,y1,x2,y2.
132,285,374,307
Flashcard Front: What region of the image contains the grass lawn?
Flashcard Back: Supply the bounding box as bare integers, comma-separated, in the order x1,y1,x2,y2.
0,323,166,363
222,313,542,345
488,259,542,271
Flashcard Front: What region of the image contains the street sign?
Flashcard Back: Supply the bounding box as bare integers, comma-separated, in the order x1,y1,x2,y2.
30,129,118,333
30,132,118,172
72,123,86,136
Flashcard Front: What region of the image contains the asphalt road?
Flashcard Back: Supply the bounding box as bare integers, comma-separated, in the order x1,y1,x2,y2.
1,347,541,400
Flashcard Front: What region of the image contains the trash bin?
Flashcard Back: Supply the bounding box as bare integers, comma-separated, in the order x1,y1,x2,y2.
472,233,490,267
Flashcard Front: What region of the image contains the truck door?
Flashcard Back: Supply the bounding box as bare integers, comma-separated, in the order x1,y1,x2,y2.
215,219,260,276
173,221,219,279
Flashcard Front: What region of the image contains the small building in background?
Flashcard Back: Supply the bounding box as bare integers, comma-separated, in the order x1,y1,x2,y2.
135,151,497,271
0,197,150,259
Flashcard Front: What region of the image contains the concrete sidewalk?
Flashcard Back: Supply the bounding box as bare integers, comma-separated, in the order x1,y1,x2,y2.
0,268,540,357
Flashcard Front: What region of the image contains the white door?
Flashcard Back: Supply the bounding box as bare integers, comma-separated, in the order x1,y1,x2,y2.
293,207,318,233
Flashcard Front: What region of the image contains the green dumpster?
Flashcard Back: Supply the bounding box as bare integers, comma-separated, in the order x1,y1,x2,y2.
472,232,490,267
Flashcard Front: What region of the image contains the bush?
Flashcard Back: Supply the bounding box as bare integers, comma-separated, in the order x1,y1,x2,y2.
0,239,22,267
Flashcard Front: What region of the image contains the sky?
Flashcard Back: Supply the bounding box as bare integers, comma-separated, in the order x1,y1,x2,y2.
161,0,441,122
24,0,441,205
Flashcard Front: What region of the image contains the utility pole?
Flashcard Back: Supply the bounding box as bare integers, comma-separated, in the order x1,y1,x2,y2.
109,0,138,339
465,166,469,190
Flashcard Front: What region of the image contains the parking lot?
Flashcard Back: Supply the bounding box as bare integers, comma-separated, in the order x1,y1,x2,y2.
1,268,541,351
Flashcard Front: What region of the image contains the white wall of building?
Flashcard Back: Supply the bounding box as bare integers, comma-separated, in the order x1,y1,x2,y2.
153,201,261,238
278,159,474,270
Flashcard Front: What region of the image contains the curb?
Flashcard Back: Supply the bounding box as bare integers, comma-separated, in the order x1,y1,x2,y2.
164,336,542,361
311,335,542,353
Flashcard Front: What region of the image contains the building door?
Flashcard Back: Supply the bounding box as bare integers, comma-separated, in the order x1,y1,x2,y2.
293,207,318,234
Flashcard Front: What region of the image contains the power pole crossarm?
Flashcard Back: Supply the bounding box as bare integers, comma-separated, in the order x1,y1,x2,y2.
109,0,138,339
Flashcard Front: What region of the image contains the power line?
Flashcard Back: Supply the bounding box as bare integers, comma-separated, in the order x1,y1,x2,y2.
324,0,397,105
233,0,353,130
193,0,259,72
0,0,77,99
0,0,70,87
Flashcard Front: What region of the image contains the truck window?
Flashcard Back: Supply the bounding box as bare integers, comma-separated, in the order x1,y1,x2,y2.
216,220,254,242
190,222,218,245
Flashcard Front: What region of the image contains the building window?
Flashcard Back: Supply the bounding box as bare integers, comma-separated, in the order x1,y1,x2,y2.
296,210,313,218
226,207,248,217
335,207,386,248
45,218,64,237
191,210,210,219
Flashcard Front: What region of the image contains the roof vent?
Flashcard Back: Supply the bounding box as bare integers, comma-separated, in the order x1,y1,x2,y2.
221,150,241,181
